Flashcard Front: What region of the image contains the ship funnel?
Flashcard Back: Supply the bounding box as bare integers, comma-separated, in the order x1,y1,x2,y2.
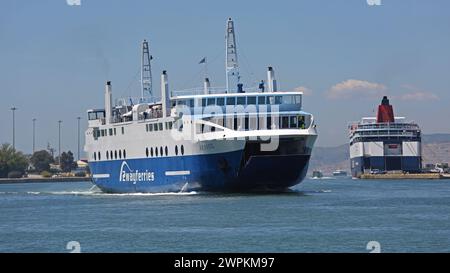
105,81,113,124
203,78,210,95
267,67,277,92
161,71,170,118
376,96,395,123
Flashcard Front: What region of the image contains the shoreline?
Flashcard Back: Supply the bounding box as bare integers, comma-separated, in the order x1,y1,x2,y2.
360,173,450,180
0,177,92,185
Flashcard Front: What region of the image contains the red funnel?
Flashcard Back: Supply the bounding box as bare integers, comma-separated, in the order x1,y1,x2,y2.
376,96,395,123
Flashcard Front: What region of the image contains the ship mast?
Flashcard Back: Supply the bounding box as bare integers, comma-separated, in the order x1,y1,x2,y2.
141,39,153,99
225,18,240,93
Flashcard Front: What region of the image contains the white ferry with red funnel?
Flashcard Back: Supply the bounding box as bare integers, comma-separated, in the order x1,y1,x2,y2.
84,18,318,193
349,96,422,178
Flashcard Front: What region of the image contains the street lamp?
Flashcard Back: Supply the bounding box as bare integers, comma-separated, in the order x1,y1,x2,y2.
77,117,81,161
32,118,37,153
10,107,17,150
58,120,62,165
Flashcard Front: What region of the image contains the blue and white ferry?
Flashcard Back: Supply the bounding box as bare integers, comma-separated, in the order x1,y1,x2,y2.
84,18,318,193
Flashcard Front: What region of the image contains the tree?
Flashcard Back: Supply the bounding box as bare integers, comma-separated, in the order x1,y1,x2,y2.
0,143,29,178
30,150,54,173
60,151,77,172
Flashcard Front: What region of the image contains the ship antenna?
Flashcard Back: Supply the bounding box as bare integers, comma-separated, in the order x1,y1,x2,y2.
225,18,240,93
141,39,153,100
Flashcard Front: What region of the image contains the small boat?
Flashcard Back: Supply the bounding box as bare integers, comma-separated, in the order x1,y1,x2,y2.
332,170,348,177
312,170,324,179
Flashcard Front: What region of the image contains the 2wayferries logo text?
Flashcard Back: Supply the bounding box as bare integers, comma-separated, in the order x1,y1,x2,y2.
119,161,155,183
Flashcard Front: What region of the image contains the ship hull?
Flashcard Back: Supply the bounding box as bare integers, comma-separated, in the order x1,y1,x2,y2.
89,145,312,193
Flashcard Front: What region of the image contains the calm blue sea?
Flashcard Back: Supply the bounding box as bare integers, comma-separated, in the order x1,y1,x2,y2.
0,178,449,253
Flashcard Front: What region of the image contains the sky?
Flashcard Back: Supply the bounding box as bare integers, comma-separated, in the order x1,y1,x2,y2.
0,0,449,156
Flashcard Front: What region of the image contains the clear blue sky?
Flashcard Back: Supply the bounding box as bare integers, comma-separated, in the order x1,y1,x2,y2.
1,0,449,155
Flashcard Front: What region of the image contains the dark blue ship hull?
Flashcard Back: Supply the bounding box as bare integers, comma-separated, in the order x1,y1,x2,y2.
89,148,311,193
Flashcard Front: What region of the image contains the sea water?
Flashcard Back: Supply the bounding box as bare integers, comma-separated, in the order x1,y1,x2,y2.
0,178,449,252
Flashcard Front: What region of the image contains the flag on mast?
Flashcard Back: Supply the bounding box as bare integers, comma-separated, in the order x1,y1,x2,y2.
199,57,206,64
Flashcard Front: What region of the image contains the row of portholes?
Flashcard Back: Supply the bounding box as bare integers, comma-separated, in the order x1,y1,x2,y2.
93,149,127,161
146,145,184,157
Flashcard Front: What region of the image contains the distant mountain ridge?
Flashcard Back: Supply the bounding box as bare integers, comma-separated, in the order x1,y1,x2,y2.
309,133,450,176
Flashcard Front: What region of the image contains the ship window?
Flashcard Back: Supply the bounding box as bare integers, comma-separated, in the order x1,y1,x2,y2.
188,99,194,108
109,151,112,160
234,117,238,130
281,116,289,129
298,115,305,129
290,116,298,128
159,123,163,131
114,150,117,159
177,100,186,106
181,145,185,155
146,124,149,132
175,145,178,156
282,95,291,104
100,130,104,137
94,152,97,161
106,151,109,160
88,112,97,120
202,98,207,107
207,98,215,106
258,96,265,105
217,97,225,106
160,147,163,156
247,96,256,105
98,152,101,160
154,124,159,131
226,97,236,106
250,116,257,130
275,96,282,104
244,117,249,130
114,128,117,135
120,150,123,159
146,148,149,157
267,117,272,129
121,127,124,135
237,97,246,105
165,146,168,156
150,147,154,157
123,149,126,159
155,147,159,157
109,128,113,136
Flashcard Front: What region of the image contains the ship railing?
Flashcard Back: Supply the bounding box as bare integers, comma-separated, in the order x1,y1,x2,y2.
348,123,420,131
115,96,162,106
172,86,260,97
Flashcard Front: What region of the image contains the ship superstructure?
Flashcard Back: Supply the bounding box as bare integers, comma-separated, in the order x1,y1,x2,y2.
84,18,318,193
349,96,422,177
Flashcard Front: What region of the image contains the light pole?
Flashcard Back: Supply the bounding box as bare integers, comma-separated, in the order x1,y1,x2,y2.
77,117,81,161
10,107,17,150
32,118,37,153
58,120,62,165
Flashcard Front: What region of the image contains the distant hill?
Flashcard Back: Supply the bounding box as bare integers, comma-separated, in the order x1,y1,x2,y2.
422,133,450,144
309,133,450,176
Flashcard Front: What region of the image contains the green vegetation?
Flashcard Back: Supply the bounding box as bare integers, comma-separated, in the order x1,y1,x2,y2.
60,151,77,172
0,144,29,178
40,171,52,178
30,150,54,173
